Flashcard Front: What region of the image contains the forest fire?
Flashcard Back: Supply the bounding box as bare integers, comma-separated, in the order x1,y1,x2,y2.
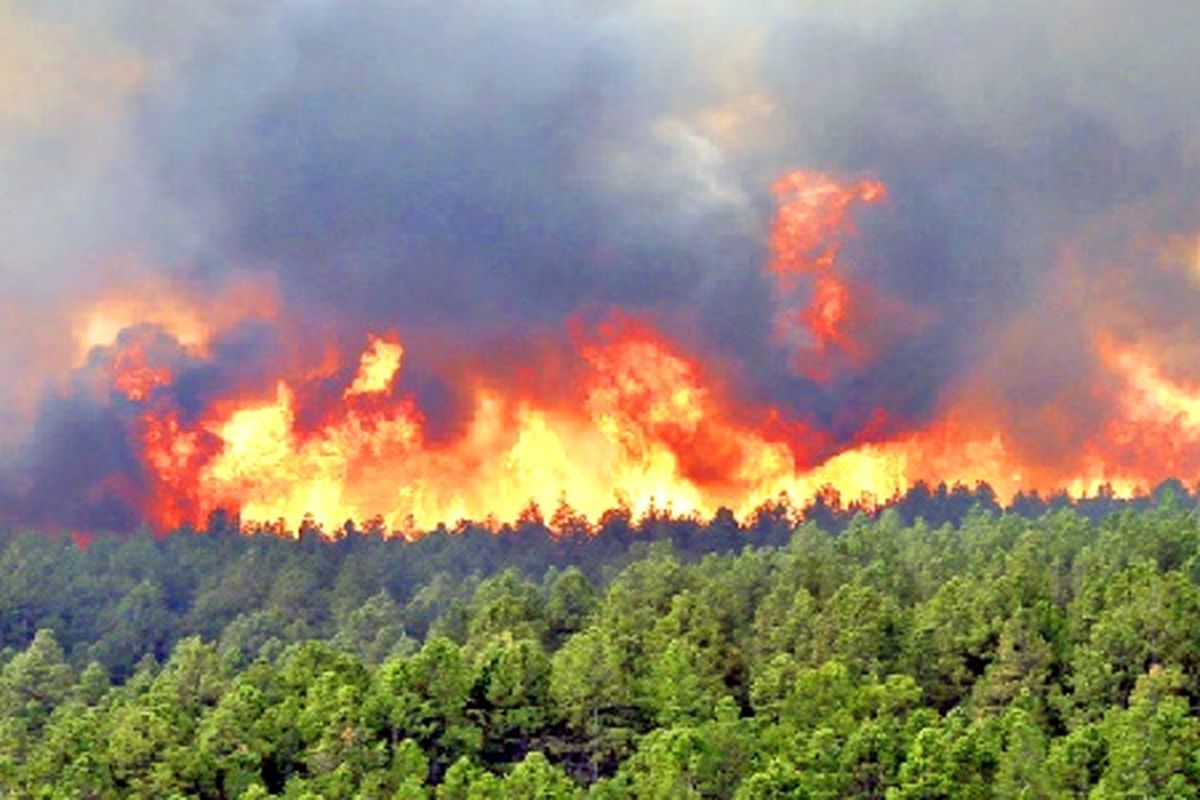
767,172,897,381
128,323,810,533
6,5,1200,795
36,166,1190,537
2,4,1197,539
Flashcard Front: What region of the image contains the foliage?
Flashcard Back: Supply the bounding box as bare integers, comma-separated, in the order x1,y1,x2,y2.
0,487,1199,795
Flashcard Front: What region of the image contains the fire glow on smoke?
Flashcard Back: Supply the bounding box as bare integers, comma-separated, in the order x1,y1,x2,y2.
68,171,1200,535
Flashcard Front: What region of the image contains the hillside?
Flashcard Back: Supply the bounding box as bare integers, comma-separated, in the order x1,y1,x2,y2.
2,494,1200,796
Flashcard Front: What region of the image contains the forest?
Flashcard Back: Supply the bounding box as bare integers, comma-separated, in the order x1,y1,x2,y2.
2,482,1200,797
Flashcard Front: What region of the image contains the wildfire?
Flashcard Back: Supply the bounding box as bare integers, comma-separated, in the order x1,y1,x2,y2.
55,170,1200,536
132,325,804,533
1103,339,1200,431
110,341,173,402
117,322,1179,536
802,274,851,351
767,170,891,380
344,335,404,398
768,171,886,278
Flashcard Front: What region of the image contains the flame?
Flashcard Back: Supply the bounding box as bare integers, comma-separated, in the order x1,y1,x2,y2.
767,170,890,380
137,326,810,533
802,274,851,351
110,318,1200,535
344,334,404,398
769,171,886,278
198,381,421,531
1103,340,1200,431
140,411,216,531
110,340,173,402
57,170,1200,536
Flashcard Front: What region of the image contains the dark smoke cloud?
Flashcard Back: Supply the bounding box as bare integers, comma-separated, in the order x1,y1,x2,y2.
3,0,1200,528
134,2,745,331
752,1,1200,435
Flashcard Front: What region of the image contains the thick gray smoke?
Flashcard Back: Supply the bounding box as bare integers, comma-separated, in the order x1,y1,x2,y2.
2,0,1199,529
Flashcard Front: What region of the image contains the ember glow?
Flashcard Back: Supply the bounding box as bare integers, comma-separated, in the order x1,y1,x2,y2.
3,3,1199,534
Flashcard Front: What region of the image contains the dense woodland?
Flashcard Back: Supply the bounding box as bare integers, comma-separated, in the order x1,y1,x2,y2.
2,482,1200,797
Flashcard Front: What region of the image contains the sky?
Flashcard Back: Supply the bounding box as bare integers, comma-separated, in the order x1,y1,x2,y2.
2,0,1199,529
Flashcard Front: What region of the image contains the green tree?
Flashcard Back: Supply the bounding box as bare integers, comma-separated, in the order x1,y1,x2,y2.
364,637,481,783
89,579,175,679
333,589,416,665
475,636,552,763
549,629,634,781
501,751,582,799
0,629,76,785
545,567,598,647
1093,666,1200,797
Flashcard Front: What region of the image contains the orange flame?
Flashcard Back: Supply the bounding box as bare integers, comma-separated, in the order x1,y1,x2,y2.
767,170,890,380
142,326,812,533
769,171,886,278
801,274,851,351
62,172,1200,536
344,334,404,398
110,341,173,402
117,319,1200,535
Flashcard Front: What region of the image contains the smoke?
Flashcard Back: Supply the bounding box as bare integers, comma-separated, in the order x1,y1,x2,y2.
3,0,1199,529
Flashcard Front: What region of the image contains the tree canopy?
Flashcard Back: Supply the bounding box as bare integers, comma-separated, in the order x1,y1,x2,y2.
1,485,1200,796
